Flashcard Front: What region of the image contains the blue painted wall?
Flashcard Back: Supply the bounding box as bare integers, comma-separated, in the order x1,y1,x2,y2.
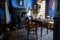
28,0,32,9
11,0,26,8
28,0,37,9
11,0,37,9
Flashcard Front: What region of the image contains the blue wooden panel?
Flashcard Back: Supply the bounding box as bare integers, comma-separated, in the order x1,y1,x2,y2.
11,0,26,8
0,8,4,24
0,8,4,13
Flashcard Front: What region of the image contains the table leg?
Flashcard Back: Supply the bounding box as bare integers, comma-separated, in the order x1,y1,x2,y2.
41,26,42,37
47,23,48,34
41,22,42,37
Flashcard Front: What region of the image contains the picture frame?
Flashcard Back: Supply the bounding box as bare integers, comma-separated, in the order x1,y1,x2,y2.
33,4,38,10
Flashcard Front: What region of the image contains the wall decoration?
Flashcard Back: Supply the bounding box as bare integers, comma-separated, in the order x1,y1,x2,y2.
33,4,38,10
19,0,24,6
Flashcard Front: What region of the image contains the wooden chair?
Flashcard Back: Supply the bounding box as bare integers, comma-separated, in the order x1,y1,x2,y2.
49,21,54,31
27,21,38,38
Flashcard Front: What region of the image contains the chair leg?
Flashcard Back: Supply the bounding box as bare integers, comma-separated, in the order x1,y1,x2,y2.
27,29,29,39
36,27,38,38
50,25,52,32
47,26,48,34
33,28,34,34
41,26,42,37
47,24,48,34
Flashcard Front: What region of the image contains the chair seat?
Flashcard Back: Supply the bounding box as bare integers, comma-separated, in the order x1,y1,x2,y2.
29,22,36,28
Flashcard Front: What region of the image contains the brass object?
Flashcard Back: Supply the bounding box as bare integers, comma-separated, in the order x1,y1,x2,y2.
38,0,42,3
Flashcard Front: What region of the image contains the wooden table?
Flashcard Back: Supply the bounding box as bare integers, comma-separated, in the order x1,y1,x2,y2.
37,19,49,36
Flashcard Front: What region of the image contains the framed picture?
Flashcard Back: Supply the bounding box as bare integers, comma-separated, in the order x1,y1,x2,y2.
19,0,24,6
33,4,38,10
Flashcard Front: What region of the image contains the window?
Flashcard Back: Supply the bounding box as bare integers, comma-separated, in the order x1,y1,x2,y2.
19,0,23,6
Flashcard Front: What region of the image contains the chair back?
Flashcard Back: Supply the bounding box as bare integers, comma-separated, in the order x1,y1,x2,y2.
29,21,36,28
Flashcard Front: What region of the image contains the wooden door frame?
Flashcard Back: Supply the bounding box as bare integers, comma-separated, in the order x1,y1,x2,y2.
45,0,49,19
